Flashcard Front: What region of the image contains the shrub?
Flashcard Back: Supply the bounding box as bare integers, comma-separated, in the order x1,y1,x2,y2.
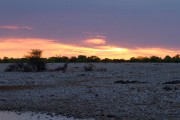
22,64,33,72
25,49,46,72
5,63,33,72
5,49,46,72
83,63,95,71
5,62,24,72
5,64,18,72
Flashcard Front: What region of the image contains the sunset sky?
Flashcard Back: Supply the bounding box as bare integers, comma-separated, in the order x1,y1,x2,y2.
0,0,180,59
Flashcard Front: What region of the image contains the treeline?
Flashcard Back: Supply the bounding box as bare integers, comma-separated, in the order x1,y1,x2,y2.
0,54,180,63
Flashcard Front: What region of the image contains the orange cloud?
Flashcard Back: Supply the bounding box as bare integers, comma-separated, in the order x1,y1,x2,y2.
0,26,32,30
0,38,180,59
83,38,106,45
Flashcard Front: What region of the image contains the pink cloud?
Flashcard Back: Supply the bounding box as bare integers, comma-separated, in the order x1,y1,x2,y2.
0,26,32,30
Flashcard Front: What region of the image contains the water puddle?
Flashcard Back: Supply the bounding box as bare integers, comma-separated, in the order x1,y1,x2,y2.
0,111,94,120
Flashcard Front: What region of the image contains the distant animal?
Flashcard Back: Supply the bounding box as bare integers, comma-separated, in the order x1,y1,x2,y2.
62,63,68,73
54,63,68,73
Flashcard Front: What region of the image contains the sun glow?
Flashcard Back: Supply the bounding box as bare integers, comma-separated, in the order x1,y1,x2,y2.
0,38,179,59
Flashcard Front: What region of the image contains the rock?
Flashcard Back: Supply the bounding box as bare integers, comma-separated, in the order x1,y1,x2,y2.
163,80,180,84
114,80,147,84
162,86,172,91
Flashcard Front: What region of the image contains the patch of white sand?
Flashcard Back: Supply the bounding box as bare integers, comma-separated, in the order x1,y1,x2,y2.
0,111,93,120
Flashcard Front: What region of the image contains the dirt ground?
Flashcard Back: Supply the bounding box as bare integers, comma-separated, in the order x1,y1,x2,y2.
0,63,180,120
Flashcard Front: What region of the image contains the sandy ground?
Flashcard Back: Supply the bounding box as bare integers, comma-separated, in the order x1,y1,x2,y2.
0,111,90,120
0,63,180,120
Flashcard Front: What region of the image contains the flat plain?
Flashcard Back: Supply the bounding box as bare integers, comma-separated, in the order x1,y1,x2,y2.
0,63,180,120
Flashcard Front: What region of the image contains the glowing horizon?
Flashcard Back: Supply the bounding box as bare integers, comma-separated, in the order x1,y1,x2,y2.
0,38,179,60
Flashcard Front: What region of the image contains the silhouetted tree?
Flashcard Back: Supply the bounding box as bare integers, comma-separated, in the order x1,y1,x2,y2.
149,56,162,62
2,57,9,63
141,57,150,62
163,55,172,63
102,58,112,62
87,56,101,62
77,55,87,62
49,56,61,62
1,52,180,63
112,59,125,62
172,54,180,63
69,56,77,62
130,57,138,62
135,56,150,62
61,56,69,62
25,49,46,71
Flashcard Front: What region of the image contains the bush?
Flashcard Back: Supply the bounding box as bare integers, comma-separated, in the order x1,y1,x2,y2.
83,63,95,71
5,63,33,72
22,64,33,72
25,49,46,72
5,64,18,72
5,49,46,72
28,57,46,71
